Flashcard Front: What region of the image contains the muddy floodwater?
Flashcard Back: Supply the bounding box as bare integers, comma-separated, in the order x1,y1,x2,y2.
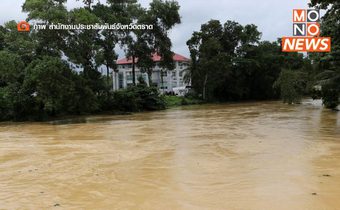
0,100,340,210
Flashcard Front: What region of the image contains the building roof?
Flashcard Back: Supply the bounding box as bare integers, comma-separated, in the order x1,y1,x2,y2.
116,53,190,65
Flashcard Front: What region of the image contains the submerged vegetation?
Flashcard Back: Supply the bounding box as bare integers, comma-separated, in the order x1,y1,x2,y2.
273,69,306,104
111,84,166,112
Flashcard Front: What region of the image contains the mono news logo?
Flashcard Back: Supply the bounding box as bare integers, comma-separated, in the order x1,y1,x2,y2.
293,9,320,36
282,9,331,52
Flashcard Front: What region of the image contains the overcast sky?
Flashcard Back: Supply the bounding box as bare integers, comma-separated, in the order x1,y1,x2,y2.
1,0,312,58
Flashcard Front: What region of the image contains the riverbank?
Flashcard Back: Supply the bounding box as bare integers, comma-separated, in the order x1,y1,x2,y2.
37,96,204,124
164,95,204,107
0,84,166,122
1,93,337,124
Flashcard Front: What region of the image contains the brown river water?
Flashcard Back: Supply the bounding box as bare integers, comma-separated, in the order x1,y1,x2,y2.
0,99,339,210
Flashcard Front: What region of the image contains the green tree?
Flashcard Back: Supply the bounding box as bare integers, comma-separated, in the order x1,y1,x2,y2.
187,20,263,100
187,20,227,100
22,0,69,57
274,69,306,104
92,3,122,94
0,51,29,120
0,51,25,86
123,0,181,85
310,0,340,109
23,56,99,117
66,7,105,93
0,26,6,50
187,19,312,102
2,21,36,64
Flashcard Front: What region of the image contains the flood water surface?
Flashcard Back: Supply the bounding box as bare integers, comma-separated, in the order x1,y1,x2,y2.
0,100,340,210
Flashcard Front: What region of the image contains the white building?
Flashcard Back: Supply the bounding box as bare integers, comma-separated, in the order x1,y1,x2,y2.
112,53,190,92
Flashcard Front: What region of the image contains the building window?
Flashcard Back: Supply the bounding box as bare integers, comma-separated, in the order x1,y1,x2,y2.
119,73,124,88
126,72,132,81
179,62,188,70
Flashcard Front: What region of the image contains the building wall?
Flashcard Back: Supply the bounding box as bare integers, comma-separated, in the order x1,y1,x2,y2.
114,61,190,92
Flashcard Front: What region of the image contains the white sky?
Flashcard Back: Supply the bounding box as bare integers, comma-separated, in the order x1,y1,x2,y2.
0,0,313,57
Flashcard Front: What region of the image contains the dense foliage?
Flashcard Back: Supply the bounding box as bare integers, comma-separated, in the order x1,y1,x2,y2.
0,0,175,121
186,15,338,109
0,54,166,121
186,20,311,102
273,69,306,104
309,0,340,109
112,83,166,112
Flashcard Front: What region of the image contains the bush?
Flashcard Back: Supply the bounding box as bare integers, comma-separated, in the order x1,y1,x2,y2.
164,95,183,107
0,56,101,121
112,84,166,112
23,56,99,118
322,83,339,110
274,69,305,104
0,53,166,121
0,51,35,121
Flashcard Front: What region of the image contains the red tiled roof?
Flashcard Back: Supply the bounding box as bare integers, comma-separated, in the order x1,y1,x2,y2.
116,53,190,65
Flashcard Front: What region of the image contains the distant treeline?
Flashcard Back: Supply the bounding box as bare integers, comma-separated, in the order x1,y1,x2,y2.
186,0,339,109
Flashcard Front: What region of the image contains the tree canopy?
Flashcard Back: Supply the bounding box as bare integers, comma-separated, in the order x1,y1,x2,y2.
0,0,178,121
186,20,309,102
310,0,340,109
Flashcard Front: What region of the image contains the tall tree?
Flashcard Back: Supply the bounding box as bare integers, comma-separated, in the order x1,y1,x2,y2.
123,0,181,85
2,21,36,64
92,3,120,88
65,6,104,93
0,26,6,51
0,51,28,120
22,0,69,57
310,0,340,109
78,0,95,8
187,20,257,100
